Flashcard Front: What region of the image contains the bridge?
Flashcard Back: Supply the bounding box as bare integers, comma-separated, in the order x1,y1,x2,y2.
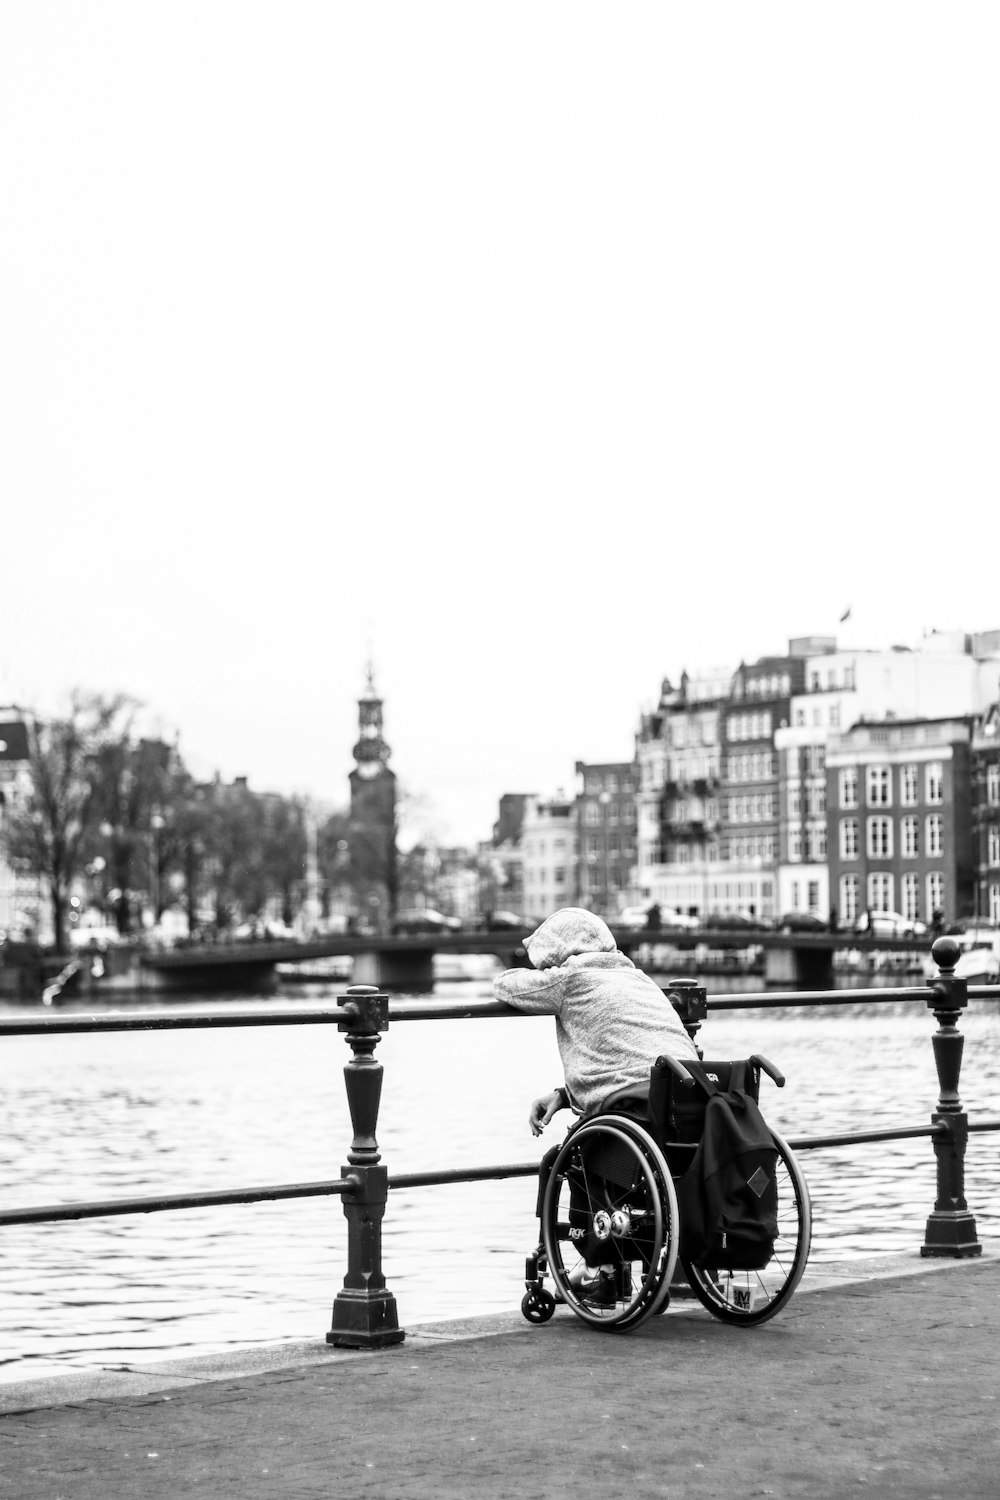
140,925,931,993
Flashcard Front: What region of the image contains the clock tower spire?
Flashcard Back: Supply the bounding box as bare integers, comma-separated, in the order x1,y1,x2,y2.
348,662,398,928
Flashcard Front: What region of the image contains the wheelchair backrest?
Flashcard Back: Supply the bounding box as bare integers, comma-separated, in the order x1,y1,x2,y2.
649,1056,762,1146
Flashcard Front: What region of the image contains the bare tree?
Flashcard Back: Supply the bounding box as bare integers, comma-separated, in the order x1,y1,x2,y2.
6,693,135,951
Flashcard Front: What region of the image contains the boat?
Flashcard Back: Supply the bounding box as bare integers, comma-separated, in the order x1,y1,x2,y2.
433,952,504,982
921,929,1000,985
275,955,353,983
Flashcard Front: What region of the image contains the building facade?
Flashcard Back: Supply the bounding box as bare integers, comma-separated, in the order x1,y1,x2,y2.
0,713,38,939
520,792,578,921
574,760,638,919
825,718,975,928
971,697,1000,924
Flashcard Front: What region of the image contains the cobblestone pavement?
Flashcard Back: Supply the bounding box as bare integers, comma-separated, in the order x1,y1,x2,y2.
2,1259,998,1499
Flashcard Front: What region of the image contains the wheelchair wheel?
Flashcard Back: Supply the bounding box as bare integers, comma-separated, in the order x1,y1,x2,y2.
541,1115,679,1331
682,1128,811,1326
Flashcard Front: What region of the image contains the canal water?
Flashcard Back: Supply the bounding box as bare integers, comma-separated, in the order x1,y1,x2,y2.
1,975,999,1385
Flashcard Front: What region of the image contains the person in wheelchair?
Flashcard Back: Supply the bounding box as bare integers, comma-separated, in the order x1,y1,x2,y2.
495,906,701,1305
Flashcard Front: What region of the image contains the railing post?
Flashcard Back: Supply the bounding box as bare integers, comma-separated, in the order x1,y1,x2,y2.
664,978,708,1049
327,985,405,1347
921,937,982,1259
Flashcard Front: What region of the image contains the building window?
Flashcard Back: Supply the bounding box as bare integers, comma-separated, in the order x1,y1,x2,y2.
840,768,858,809
789,828,802,861
901,765,918,807
902,816,919,858
988,765,1000,804
867,816,893,859
988,825,1000,865
808,827,827,861
926,762,943,805
990,883,1000,924
840,818,859,860
901,873,920,922
925,814,943,858
866,766,891,807
927,871,944,917
868,872,894,912
840,874,860,923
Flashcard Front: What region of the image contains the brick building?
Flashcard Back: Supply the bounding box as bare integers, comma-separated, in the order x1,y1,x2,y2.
825,718,975,929
971,697,1000,924
574,760,638,920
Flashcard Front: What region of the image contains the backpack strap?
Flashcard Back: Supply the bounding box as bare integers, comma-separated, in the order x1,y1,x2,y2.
679,1057,721,1099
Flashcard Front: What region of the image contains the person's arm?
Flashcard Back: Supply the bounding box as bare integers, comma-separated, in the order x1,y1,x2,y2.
528,1086,569,1136
493,963,565,1014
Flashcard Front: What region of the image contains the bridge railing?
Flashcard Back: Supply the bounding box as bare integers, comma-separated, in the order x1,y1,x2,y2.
1,936,998,1352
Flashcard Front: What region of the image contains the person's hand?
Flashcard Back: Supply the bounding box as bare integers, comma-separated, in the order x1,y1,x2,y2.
528,1090,564,1137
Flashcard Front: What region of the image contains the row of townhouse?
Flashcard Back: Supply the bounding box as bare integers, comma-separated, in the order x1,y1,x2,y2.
483,766,641,924
635,629,1000,927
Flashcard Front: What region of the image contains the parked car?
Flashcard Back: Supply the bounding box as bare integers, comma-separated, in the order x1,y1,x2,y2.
778,912,828,933
392,909,462,936
616,906,655,929
702,911,770,932
854,911,928,939
484,911,530,930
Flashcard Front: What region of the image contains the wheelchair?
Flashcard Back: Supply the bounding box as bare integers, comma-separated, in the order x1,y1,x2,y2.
521,1052,811,1332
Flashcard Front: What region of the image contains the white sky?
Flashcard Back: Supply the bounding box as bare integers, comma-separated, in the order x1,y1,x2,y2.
2,4,998,846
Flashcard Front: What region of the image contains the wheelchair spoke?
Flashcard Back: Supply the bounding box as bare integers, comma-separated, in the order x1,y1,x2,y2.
540,1117,677,1331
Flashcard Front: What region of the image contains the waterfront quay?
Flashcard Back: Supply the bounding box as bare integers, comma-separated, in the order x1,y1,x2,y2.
2,1249,998,1499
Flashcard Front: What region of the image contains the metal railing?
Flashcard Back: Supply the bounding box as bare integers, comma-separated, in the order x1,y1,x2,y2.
2,936,999,1350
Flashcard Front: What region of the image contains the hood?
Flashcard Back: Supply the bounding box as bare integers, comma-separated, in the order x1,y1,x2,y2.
523,908,618,969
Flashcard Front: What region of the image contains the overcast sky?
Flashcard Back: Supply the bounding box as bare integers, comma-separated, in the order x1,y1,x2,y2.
2,4,998,846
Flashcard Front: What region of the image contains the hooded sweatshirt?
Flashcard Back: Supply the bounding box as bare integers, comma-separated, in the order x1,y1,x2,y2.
494,907,699,1116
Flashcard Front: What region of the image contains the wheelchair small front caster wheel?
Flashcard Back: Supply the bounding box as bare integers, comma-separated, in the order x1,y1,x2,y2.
521,1287,556,1324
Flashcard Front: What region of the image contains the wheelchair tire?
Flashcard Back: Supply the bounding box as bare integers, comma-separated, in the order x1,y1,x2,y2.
541,1115,679,1331
682,1128,811,1326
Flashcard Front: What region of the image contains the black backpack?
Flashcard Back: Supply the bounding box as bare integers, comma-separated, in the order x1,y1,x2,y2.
674,1059,779,1272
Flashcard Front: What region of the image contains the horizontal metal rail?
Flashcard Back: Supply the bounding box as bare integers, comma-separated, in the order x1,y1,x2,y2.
387,1163,541,1190
0,1008,347,1036
0,981,995,1036
8,1118,1000,1226
0,1178,354,1226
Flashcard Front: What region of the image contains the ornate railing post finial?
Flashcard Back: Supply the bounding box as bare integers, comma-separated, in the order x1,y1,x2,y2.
921,937,982,1259
664,978,708,1049
328,985,405,1347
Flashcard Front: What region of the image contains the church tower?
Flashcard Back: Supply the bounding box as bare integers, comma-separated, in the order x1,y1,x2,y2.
348,663,398,928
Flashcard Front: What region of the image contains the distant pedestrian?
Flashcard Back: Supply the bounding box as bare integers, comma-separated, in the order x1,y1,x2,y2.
645,903,661,931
